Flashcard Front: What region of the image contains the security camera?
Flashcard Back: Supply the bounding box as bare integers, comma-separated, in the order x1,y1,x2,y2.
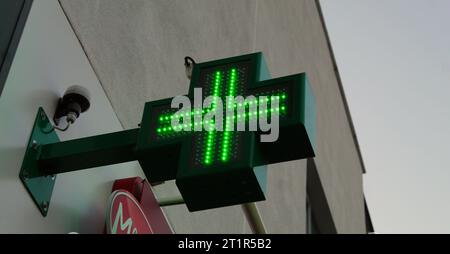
53,85,91,127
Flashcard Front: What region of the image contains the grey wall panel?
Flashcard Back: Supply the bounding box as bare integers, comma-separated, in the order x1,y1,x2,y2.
253,0,365,233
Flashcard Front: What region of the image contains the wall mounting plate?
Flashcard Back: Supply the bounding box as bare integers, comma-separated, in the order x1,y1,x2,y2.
20,107,59,216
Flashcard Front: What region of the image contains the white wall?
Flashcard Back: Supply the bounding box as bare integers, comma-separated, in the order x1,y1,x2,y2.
0,0,143,233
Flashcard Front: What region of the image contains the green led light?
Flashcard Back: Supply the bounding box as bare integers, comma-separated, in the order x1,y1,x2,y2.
203,71,222,165
221,68,237,162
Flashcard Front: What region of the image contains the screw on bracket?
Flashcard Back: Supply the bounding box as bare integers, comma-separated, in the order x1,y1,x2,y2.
40,112,46,121
31,140,38,150
41,201,49,212
21,171,29,180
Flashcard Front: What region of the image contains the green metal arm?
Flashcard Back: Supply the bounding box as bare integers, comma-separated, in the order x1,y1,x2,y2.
38,128,139,175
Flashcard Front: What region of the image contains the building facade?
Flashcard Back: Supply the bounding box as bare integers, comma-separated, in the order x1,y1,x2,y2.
0,0,372,233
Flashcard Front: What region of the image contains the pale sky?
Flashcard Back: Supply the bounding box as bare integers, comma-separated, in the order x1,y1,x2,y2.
321,0,450,233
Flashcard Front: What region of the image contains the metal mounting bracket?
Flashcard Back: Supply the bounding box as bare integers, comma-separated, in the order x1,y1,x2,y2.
20,107,59,217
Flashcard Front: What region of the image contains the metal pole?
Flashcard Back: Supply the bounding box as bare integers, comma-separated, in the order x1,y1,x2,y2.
156,197,267,234
242,203,267,234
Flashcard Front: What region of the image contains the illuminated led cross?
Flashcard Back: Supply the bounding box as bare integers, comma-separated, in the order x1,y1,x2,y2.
155,70,287,165
136,52,316,211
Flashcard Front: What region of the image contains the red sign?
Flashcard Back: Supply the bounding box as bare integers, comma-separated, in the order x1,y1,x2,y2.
106,190,153,234
106,177,173,234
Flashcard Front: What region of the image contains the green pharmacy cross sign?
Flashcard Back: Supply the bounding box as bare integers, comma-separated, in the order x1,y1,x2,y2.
20,53,316,216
